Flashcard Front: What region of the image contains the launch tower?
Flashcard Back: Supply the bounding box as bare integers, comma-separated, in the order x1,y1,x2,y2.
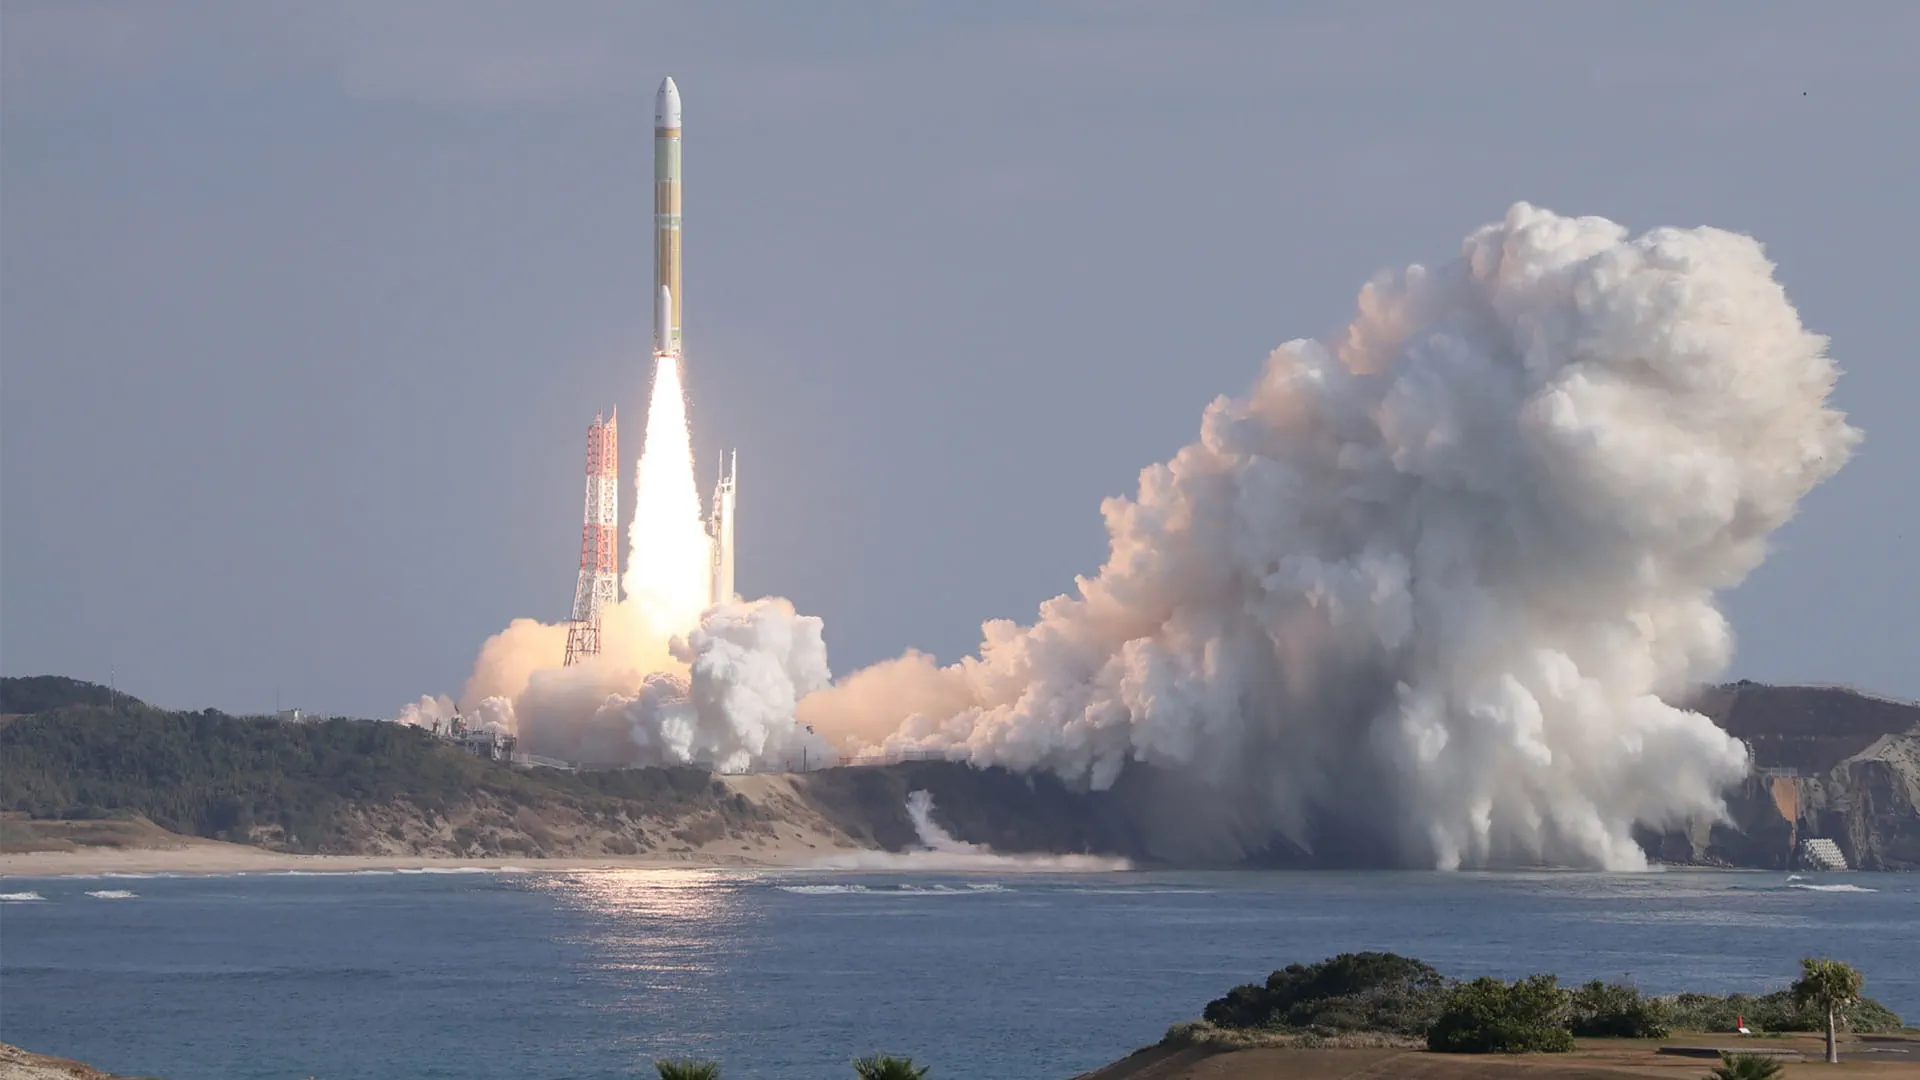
564,411,619,665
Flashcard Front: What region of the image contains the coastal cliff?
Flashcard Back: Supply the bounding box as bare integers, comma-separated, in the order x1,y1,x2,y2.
4,677,1916,870
1639,683,1920,870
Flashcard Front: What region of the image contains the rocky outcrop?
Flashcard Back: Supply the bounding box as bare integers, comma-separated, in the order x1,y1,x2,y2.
1649,684,1920,870
0,1042,150,1080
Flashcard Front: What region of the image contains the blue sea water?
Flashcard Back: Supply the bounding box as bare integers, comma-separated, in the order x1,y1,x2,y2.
1,868,1914,1080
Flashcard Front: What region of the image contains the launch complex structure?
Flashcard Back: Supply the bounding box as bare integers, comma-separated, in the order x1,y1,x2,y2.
565,76,737,666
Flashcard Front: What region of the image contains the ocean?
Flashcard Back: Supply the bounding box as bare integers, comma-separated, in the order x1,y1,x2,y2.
1,868,1914,1080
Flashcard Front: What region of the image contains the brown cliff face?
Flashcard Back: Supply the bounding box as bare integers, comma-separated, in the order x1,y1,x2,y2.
1654,683,1920,870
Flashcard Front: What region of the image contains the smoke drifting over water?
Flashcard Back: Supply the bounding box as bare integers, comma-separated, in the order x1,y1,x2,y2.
802,203,1860,870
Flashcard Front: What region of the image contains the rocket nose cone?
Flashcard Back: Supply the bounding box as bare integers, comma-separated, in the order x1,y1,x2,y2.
655,76,682,128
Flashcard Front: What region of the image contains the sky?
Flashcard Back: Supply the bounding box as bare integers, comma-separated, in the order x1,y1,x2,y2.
3,2,1916,715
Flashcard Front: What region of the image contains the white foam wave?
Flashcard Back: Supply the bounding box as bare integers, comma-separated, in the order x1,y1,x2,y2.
0,891,46,902
1063,886,1217,895
264,869,397,877
1788,882,1878,893
774,881,1013,896
85,889,138,899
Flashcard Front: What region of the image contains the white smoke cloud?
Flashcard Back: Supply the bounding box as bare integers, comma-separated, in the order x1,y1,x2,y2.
406,597,833,771
800,203,1860,871
395,353,828,773
807,790,1132,872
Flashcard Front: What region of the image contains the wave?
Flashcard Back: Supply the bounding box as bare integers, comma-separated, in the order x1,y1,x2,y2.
1788,882,1878,894
0,891,47,902
85,889,138,899
807,848,1130,873
252,866,529,877
775,881,1012,896
263,869,397,877
1060,887,1217,895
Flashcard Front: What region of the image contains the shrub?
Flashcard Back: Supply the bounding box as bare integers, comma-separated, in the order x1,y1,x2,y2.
1709,1052,1786,1080
1201,952,1445,1035
1665,989,1903,1035
654,1060,720,1080
851,1055,927,1079
1426,974,1575,1054
1569,979,1671,1038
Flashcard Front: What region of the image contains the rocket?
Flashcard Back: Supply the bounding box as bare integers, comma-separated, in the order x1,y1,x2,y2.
654,77,683,358
655,76,737,607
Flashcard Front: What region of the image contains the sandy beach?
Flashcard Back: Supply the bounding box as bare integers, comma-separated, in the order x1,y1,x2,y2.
0,838,829,878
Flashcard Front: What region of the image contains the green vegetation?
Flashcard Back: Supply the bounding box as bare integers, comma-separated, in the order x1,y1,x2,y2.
850,1056,927,1080
1569,979,1671,1038
1793,957,1865,1064
1193,954,1902,1055
653,1059,720,1080
1709,1052,1786,1080
1426,975,1576,1054
0,683,768,854
1201,952,1444,1037
0,675,138,714
1664,988,1901,1035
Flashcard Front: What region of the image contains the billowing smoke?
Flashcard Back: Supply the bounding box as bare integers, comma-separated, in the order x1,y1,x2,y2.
397,354,831,773
800,203,1859,870
403,597,834,771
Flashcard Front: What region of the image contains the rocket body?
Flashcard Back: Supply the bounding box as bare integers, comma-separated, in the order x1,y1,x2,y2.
654,77,683,357
651,76,736,609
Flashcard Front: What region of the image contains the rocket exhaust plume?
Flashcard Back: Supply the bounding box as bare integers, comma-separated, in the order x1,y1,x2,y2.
395,74,826,772
626,353,712,638
799,203,1861,871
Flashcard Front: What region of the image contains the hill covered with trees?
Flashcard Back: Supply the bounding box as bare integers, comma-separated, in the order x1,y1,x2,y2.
0,679,804,857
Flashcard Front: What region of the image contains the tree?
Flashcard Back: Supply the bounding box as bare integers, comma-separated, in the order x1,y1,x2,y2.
851,1054,928,1079
654,1059,720,1080
1791,957,1864,1064
1200,952,1445,1033
1709,1051,1786,1080
1426,974,1575,1054
1569,979,1671,1038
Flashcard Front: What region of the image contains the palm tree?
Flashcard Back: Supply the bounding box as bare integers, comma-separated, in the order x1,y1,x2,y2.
1791,957,1864,1064
851,1054,928,1079
1709,1051,1785,1080
654,1059,721,1080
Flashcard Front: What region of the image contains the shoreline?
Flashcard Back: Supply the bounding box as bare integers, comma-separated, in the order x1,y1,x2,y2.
3,841,1876,881
0,841,832,879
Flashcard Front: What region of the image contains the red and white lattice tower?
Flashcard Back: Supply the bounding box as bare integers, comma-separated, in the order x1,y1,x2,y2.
564,410,619,666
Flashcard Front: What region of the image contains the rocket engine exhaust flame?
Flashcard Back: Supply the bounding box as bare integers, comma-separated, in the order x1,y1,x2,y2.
626,353,712,639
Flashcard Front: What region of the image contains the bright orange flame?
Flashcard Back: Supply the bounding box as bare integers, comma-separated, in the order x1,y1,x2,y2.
625,354,711,637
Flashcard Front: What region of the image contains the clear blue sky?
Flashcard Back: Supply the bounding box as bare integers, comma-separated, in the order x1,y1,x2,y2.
4,2,1915,714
